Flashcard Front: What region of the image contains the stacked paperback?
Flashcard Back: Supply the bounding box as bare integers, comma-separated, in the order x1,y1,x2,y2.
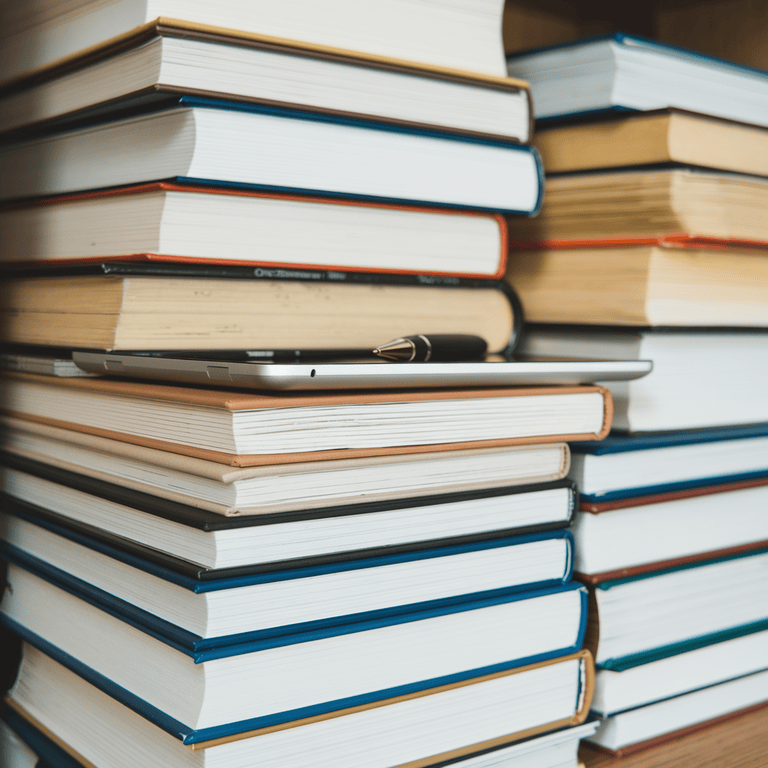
0,2,603,767
506,34,768,766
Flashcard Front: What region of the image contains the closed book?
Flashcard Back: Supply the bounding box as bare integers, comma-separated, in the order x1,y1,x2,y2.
1,512,577,647
518,327,768,433
533,109,768,176
569,426,768,503
0,566,588,743
592,628,768,718
583,548,768,671
0,373,613,465
0,416,572,516
0,456,579,574
0,706,599,768
7,644,594,766
0,272,516,352
580,696,768,767
585,670,768,756
0,23,531,142
1,3,511,84
0,98,543,213
0,183,510,278
506,33,768,127
505,168,768,242
573,482,768,583
505,240,768,327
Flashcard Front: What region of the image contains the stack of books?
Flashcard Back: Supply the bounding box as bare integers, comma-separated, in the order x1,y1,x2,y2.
506,35,768,765
0,3,607,767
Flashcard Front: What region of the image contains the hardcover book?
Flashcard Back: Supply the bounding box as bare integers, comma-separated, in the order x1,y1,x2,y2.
506,33,768,127
6,643,594,766
0,98,544,213
0,372,613,465
1,566,588,743
0,23,531,141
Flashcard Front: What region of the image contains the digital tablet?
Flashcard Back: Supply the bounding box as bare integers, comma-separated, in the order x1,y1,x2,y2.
72,351,652,391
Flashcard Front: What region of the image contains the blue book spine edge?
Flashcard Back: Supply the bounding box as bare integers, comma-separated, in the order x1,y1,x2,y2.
2,543,582,659
570,424,768,455
596,617,768,673
2,595,587,745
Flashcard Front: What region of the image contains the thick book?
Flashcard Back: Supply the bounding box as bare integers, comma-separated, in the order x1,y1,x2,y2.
0,566,588,743
0,416,572,516
591,627,768,719
518,326,768,433
504,168,768,242
7,644,594,765
580,696,768,767
0,456,579,573
573,482,768,583
583,548,768,671
0,23,531,142
0,183,510,278
1,511,578,647
585,670,768,756
0,98,544,214
505,240,768,327
506,33,768,127
0,372,613,465
569,426,768,503
533,109,768,176
0,705,599,768
0,272,516,351
0,2,510,85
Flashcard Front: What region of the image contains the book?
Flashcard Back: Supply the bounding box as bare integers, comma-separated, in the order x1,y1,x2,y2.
573,483,768,583
6,643,594,765
0,273,516,351
0,373,613,465
0,716,41,768
517,327,768,433
570,426,768,503
580,696,768,767
586,670,768,755
0,705,600,768
505,33,768,126
0,417,573,516
1,512,578,645
533,109,768,176
591,627,768,718
0,1,511,84
0,24,531,141
0,98,543,213
0,566,588,742
0,457,578,572
583,548,768,670
505,240,768,327
0,183,510,278
504,168,768,242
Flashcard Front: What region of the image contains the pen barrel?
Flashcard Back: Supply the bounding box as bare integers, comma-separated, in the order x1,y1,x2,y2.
414,334,487,362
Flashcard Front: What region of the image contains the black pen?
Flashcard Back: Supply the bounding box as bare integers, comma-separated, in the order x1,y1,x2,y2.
373,334,488,362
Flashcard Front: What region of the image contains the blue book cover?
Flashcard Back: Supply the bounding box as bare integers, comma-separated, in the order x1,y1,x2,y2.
571,425,768,503
1,527,576,653
2,581,588,744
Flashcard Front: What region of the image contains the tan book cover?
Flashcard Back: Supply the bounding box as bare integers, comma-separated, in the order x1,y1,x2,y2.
505,241,768,327
535,109,768,177
1,372,612,467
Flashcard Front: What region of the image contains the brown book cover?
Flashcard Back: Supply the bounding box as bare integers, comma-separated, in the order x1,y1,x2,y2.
1,372,613,467
0,20,533,144
580,701,768,766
